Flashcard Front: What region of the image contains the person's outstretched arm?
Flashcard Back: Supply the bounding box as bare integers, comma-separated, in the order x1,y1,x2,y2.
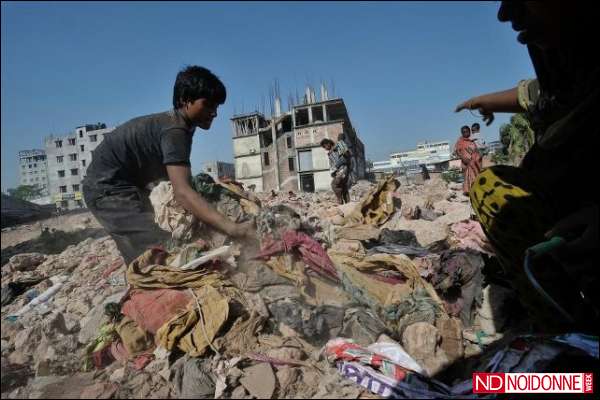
167,164,254,239
455,87,523,125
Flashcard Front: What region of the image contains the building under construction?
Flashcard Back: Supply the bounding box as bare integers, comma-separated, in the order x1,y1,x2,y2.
230,86,366,193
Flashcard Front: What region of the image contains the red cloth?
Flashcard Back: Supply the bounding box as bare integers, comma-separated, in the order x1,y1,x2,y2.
121,289,191,334
109,341,154,370
92,346,115,369
256,230,340,282
455,136,482,194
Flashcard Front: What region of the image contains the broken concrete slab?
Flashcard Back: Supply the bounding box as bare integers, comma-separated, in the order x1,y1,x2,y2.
240,363,276,399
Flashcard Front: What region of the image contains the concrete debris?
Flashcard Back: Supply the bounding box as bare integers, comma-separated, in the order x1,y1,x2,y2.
3,176,559,399
239,363,276,399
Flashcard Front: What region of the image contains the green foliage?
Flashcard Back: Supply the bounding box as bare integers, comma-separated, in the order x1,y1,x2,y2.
496,113,535,165
6,185,43,201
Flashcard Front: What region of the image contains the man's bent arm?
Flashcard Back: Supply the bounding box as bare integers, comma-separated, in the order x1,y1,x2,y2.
166,164,237,235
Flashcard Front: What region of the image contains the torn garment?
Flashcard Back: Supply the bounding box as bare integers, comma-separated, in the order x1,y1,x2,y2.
127,248,227,290
344,177,400,226
256,230,339,282
155,285,229,357
121,289,192,335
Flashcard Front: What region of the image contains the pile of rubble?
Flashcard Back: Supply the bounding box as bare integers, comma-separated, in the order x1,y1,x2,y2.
1,176,596,399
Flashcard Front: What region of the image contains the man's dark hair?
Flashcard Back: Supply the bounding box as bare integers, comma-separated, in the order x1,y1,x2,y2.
173,66,227,109
320,138,335,147
471,123,480,129
461,125,471,133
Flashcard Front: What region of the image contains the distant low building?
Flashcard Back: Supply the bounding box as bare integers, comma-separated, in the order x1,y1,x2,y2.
371,140,452,178
390,141,452,174
487,140,504,155
201,161,235,181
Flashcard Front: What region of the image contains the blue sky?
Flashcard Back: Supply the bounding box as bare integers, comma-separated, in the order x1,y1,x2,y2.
1,1,534,191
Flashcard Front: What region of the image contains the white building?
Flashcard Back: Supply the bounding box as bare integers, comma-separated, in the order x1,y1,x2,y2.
389,141,452,174
17,149,49,196
371,160,393,172
487,140,504,155
44,123,114,210
371,140,453,177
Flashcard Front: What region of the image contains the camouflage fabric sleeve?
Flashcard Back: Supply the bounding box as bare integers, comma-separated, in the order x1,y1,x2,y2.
517,79,540,112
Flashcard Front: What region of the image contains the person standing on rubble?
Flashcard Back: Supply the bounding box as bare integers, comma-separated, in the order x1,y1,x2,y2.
455,1,598,331
321,138,351,204
82,65,255,265
454,125,482,196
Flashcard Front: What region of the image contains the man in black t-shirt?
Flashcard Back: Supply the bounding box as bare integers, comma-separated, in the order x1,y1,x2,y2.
83,66,254,265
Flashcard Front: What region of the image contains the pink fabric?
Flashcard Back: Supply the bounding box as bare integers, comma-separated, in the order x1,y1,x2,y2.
110,341,130,364
256,230,340,282
450,220,495,256
132,354,154,370
121,289,191,334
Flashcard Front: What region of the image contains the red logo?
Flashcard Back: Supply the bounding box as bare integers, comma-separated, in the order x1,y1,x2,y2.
473,373,594,394
473,373,505,394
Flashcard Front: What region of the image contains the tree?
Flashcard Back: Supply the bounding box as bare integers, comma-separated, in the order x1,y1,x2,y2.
496,113,535,165
7,185,43,201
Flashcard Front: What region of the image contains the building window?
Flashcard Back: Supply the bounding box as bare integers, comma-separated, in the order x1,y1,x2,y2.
59,186,67,193
71,168,78,176
72,184,80,192
89,135,97,142
68,138,76,145
69,154,77,161
55,140,63,148
79,131,83,138
263,152,270,166
207,167,212,172
295,109,309,126
287,136,292,148
288,157,295,171
56,156,64,163
82,159,86,167
298,149,313,171
34,163,37,167
29,164,32,169
58,170,65,178
80,145,85,152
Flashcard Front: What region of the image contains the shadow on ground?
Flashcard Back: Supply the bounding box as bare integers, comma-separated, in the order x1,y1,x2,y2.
1,228,107,267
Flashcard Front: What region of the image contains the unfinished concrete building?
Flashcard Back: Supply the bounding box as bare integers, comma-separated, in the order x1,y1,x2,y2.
231,87,366,193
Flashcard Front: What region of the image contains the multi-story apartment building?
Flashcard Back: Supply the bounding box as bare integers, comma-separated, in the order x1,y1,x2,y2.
44,123,113,209
17,149,49,196
231,88,366,193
